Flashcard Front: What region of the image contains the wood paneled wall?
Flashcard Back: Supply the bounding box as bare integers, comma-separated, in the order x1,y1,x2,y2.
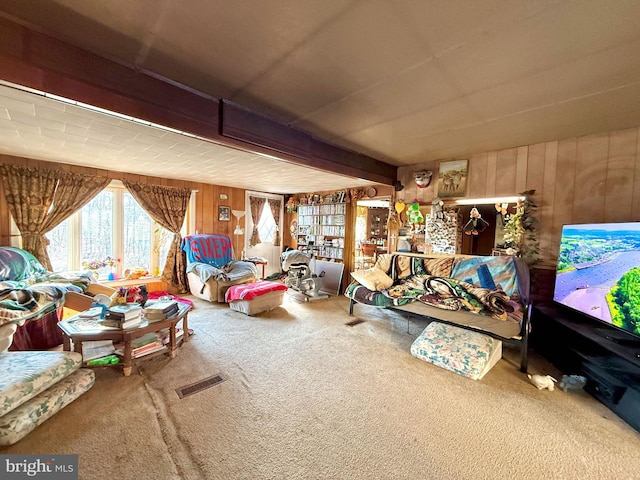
0,155,247,246
397,126,640,268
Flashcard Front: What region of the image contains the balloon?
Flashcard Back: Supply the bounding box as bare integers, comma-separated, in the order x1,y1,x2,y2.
395,202,406,214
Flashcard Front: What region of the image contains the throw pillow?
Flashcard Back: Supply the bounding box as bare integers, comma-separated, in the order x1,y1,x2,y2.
351,267,394,291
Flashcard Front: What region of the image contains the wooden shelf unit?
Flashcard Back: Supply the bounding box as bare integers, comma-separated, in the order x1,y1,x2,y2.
296,203,346,261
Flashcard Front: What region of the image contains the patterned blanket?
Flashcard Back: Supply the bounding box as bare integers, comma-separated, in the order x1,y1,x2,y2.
182,234,234,267
345,254,527,324
186,261,258,283
0,283,65,326
225,281,288,302
0,247,95,327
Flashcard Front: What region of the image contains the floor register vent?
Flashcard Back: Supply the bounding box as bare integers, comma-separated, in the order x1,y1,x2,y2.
176,373,227,399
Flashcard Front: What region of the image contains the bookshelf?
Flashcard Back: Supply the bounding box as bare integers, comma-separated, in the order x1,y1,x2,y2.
296,203,346,261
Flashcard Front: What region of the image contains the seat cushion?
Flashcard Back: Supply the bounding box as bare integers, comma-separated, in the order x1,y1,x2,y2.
225,281,288,302
411,322,502,380
0,351,82,417
0,368,94,446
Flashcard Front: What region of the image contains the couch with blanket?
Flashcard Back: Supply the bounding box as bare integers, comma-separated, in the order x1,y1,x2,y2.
345,253,532,372
182,234,258,303
0,247,96,350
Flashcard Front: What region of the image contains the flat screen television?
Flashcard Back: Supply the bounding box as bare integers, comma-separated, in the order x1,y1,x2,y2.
553,222,640,343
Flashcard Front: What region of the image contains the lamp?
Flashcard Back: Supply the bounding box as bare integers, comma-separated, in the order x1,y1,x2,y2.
232,210,245,235
232,210,245,259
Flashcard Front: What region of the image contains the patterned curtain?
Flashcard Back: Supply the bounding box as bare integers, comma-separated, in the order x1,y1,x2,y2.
123,180,192,293
249,196,266,247
267,198,282,246
0,165,109,270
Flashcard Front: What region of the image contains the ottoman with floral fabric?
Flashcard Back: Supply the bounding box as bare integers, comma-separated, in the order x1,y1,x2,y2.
0,349,95,446
411,322,502,380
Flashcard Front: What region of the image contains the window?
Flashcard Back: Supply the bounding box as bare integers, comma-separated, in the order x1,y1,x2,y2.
47,183,175,279
257,204,277,244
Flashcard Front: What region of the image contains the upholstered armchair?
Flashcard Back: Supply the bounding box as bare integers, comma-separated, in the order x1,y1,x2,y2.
182,234,258,303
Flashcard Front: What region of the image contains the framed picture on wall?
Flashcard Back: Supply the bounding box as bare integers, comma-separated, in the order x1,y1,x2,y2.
438,159,468,198
218,206,231,221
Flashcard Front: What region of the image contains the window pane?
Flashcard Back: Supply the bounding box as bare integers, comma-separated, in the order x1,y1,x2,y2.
81,191,113,276
47,219,69,272
154,226,172,275
257,204,276,243
123,193,151,272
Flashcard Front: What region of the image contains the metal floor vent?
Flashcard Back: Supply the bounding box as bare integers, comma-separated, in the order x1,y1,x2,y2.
345,318,366,327
176,373,227,399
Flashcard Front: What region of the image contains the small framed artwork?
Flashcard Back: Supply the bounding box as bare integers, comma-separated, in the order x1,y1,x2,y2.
438,159,468,198
218,206,231,221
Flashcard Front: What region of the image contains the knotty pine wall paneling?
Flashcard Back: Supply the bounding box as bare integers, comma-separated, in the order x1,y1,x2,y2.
467,153,488,198
193,182,246,241
539,141,557,262
605,128,637,222
396,125,640,268
495,148,517,196
552,138,577,257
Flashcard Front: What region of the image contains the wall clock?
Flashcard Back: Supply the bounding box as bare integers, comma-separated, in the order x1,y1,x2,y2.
366,187,377,198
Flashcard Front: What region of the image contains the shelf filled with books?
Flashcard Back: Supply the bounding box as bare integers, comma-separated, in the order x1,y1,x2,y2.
297,203,346,261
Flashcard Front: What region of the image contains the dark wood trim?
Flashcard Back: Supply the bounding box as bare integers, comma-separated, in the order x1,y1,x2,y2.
0,16,397,186
221,100,397,185
0,17,221,139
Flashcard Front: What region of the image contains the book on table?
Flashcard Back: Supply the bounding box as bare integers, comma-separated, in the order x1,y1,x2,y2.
106,303,143,321
132,341,165,358
81,340,116,361
113,332,166,358
144,300,179,321
100,316,143,329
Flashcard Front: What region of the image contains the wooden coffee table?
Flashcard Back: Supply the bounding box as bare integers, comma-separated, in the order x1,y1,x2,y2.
58,303,191,376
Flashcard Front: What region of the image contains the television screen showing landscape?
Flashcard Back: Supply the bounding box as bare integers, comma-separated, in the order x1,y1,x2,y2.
553,222,640,338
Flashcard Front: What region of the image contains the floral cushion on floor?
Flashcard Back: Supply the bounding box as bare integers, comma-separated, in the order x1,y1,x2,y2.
0,351,82,417
411,322,502,380
0,368,94,446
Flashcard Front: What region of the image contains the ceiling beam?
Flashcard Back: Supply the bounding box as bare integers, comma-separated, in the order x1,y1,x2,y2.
0,16,396,186
220,100,396,185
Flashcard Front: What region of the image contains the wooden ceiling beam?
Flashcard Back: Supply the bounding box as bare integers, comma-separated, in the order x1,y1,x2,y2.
0,16,396,185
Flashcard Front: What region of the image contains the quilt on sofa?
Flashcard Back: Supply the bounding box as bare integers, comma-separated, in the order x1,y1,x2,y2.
345,254,527,325
0,247,94,327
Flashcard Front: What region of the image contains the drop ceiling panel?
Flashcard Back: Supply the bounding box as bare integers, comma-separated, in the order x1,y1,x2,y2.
390,0,562,56
465,39,640,122
140,0,358,102
397,82,640,163
233,1,430,120
437,1,640,96
293,61,460,141
342,97,484,159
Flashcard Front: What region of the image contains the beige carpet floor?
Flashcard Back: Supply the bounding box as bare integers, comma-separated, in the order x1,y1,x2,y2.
2,294,640,479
